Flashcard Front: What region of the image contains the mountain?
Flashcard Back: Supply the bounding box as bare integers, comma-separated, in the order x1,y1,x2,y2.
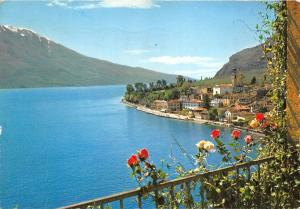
214,44,266,78
0,25,177,89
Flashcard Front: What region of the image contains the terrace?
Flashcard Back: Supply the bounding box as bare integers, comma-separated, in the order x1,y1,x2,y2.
58,1,300,208
59,156,275,209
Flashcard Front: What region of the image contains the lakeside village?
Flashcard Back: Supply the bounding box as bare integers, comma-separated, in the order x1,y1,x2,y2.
124,68,272,128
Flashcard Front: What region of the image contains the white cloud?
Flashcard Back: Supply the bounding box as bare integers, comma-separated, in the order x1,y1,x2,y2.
46,0,158,9
145,55,225,79
174,69,218,79
101,0,156,8
124,49,150,55
47,0,102,9
147,56,215,65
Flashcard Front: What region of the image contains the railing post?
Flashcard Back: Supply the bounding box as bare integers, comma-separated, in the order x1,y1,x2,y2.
137,193,142,209
267,162,271,207
235,168,240,208
169,186,178,209
100,202,104,209
119,199,124,209
184,182,194,209
257,163,261,208
247,165,251,180
200,178,205,209
154,189,159,208
58,156,276,209
257,164,261,180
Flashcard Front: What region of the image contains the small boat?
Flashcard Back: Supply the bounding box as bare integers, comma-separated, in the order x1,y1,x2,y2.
0,126,2,136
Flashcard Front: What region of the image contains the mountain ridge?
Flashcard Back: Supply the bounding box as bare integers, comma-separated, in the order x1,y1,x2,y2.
0,25,177,89
214,44,266,78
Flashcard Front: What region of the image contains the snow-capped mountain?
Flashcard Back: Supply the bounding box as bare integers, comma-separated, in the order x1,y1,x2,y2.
0,25,176,88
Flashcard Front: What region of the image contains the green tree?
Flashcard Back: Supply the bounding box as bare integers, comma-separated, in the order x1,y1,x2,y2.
176,75,185,87
250,76,257,85
161,79,167,89
149,82,154,91
203,94,211,109
126,84,135,94
156,80,162,89
164,89,180,100
180,82,191,95
208,108,218,121
134,82,147,93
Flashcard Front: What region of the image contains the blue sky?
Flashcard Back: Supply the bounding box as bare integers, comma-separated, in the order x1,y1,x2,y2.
0,1,267,78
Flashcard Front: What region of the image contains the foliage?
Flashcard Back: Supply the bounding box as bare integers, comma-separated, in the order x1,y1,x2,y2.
176,75,185,87
208,108,218,121
256,1,299,208
250,76,257,85
202,94,211,109
125,2,299,208
128,128,258,208
124,77,195,106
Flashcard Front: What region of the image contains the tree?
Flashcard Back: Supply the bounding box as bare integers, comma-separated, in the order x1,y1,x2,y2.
135,82,147,93
203,94,211,109
250,76,257,85
180,82,191,95
176,75,185,87
208,108,218,121
156,80,162,89
149,82,154,91
164,89,180,100
161,79,167,89
126,84,135,94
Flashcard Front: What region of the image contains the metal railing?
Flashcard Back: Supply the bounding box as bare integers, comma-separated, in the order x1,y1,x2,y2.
58,156,274,209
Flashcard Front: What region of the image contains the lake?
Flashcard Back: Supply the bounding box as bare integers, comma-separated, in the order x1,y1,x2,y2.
0,86,248,209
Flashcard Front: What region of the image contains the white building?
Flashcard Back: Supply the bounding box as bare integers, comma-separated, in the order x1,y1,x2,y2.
213,84,233,95
182,99,203,110
210,98,223,108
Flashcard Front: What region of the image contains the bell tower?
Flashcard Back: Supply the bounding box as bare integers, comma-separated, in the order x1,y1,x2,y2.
231,68,237,87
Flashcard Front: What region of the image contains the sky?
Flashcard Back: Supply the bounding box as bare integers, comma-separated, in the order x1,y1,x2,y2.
0,0,268,79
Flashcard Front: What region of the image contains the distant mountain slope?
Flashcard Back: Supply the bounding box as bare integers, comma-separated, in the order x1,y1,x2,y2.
0,25,176,89
214,44,266,78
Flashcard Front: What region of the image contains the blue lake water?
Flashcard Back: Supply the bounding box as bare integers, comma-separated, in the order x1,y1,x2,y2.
0,86,249,209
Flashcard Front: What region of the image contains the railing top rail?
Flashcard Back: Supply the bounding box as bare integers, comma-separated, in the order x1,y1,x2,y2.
58,156,275,209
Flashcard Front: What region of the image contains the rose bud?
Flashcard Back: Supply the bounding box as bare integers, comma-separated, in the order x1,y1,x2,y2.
231,129,241,140
256,113,264,122
211,129,221,139
244,135,253,144
203,141,215,152
249,119,260,129
261,120,269,129
196,140,206,149
138,148,149,161
127,154,139,167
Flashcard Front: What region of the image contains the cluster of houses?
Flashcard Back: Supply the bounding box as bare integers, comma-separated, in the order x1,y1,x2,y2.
151,69,272,125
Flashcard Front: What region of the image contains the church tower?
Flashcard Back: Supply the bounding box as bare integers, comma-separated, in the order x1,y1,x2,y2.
231,68,237,87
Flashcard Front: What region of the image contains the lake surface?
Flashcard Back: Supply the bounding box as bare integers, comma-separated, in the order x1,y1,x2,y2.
0,86,248,209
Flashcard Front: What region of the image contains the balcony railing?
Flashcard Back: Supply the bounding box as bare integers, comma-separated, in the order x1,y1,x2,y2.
58,156,274,209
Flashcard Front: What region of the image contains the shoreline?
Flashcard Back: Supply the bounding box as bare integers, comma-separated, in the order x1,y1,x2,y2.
122,99,265,136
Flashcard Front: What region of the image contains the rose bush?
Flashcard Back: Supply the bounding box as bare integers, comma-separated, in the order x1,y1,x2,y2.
125,2,300,207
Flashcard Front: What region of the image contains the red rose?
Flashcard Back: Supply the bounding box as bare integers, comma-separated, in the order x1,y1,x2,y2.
256,113,264,121
138,148,149,161
127,154,139,167
270,123,278,130
211,129,221,139
261,120,269,129
231,129,241,139
244,135,252,144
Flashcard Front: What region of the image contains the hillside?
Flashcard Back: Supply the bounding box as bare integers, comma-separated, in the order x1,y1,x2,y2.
214,44,266,78
0,25,176,89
